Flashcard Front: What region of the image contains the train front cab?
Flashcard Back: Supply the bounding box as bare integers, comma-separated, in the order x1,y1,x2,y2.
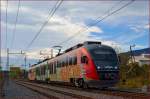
80,45,119,88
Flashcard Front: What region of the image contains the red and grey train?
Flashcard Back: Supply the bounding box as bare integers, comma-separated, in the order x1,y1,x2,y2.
28,41,119,88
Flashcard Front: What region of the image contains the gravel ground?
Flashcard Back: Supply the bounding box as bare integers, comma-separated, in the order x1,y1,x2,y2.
3,80,50,99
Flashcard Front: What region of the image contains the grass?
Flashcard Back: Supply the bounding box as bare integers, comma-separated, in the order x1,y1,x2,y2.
118,77,150,89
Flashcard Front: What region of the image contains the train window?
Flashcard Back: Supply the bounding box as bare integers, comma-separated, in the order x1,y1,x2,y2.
57,61,59,68
40,66,42,75
60,61,63,67
36,68,38,75
52,63,54,74
44,65,47,75
81,56,88,64
69,57,72,65
54,61,56,74
50,63,52,74
42,66,45,75
48,63,51,71
64,59,66,66
46,63,48,70
49,63,51,74
73,56,77,65
43,66,45,75
39,67,41,75
57,61,61,68
66,57,68,66
62,61,65,67
40,66,43,75
58,61,61,68
38,67,40,76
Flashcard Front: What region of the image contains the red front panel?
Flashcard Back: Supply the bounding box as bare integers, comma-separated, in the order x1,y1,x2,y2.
80,47,99,80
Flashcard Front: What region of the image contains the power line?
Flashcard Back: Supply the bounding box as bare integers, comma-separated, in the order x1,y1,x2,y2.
5,0,8,49
9,0,21,67
25,0,63,50
92,0,124,24
11,0,21,49
55,0,135,46
14,0,63,66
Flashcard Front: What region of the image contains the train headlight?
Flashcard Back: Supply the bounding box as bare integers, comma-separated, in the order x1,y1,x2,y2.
97,66,101,69
114,66,118,69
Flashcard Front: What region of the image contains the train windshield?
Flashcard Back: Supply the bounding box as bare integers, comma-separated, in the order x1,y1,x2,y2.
89,47,118,67
90,49,117,61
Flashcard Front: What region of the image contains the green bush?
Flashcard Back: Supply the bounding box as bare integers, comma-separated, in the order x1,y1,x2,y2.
119,63,150,88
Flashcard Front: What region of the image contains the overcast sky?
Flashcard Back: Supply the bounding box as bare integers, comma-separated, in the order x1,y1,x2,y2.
0,0,149,70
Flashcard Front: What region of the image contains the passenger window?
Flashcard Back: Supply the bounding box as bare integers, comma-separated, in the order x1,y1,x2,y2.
54,61,57,73
69,57,72,65
73,56,77,65
65,57,68,66
51,63,53,74
81,56,88,64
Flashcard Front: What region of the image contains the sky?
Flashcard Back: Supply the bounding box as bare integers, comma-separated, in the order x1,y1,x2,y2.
0,0,149,70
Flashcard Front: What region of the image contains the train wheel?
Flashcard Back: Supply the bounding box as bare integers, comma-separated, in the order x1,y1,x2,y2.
78,79,83,88
74,79,79,87
74,79,83,88
83,82,88,89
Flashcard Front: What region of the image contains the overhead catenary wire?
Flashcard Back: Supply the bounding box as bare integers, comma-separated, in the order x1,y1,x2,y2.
93,0,124,23
14,0,63,67
5,0,8,50
11,0,21,49
25,0,63,51
55,0,135,46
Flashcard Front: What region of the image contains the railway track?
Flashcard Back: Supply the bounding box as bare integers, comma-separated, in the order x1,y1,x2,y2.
16,80,92,99
15,80,150,99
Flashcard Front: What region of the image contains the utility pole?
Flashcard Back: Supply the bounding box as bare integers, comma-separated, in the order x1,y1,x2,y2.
148,0,150,92
24,55,27,79
7,48,9,71
7,49,26,79
7,49,25,71
24,55,27,70
0,0,1,71
130,45,135,64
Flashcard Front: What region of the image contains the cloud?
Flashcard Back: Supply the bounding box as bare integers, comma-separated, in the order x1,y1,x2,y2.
45,16,103,37
144,24,150,29
129,23,149,33
1,0,149,67
1,5,103,50
1,49,7,58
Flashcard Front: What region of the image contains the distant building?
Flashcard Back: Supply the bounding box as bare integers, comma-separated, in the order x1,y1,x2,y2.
128,48,150,66
131,54,150,66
